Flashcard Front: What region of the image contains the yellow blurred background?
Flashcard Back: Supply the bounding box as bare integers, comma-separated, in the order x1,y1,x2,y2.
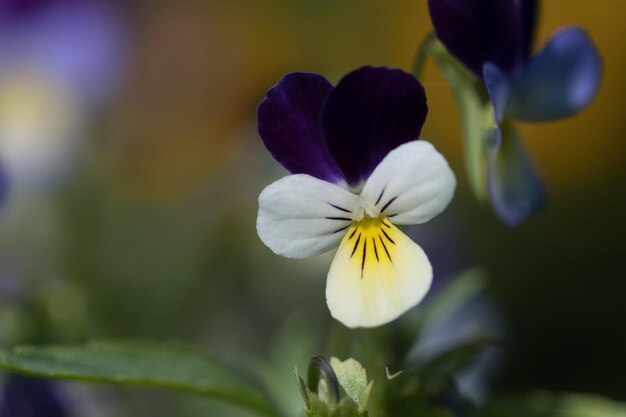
102,0,624,199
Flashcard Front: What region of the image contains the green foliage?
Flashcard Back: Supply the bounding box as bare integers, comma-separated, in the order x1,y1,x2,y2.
480,392,626,417
297,356,371,417
330,357,373,413
306,396,361,417
416,267,489,330
0,340,277,417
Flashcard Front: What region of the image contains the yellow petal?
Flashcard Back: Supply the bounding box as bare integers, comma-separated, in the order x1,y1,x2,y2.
326,218,432,328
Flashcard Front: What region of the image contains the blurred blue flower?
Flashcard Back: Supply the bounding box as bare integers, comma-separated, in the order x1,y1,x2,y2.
0,0,126,103
428,0,602,225
0,0,126,194
0,374,68,417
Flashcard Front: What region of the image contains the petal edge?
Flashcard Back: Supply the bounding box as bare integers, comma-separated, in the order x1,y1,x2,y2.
507,27,603,122
257,174,360,259
360,141,456,225
257,73,344,183
322,66,427,186
326,220,432,328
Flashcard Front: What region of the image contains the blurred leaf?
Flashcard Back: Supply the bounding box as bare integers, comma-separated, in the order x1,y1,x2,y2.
417,339,491,398
0,340,277,417
249,312,322,417
418,267,489,330
307,395,361,417
417,407,454,417
480,391,626,417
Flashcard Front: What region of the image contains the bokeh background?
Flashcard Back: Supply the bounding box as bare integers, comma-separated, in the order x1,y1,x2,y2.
0,0,624,415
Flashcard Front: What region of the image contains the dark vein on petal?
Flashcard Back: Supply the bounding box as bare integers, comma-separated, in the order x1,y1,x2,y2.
326,216,352,221
328,203,351,213
361,238,367,277
372,237,379,262
381,220,391,229
380,196,398,213
349,228,358,239
333,225,350,234
387,213,398,218
351,233,361,258
375,187,386,206
381,229,395,245
379,235,392,263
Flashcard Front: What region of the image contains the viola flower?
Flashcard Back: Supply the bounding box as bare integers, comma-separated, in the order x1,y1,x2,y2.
256,66,456,328
428,0,602,225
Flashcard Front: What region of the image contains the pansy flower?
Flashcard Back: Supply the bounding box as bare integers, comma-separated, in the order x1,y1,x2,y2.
256,66,456,328
427,0,602,225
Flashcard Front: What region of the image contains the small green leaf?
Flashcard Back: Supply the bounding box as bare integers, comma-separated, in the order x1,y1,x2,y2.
480,391,626,417
330,357,372,412
0,340,277,417
295,366,312,410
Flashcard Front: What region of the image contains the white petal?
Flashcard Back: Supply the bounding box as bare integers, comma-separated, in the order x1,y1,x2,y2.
257,174,360,259
326,218,432,328
360,141,456,225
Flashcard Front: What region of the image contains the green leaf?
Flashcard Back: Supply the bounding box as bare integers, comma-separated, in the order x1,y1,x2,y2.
330,357,373,413
480,391,626,417
295,366,312,410
417,339,491,398
0,340,277,417
418,267,489,330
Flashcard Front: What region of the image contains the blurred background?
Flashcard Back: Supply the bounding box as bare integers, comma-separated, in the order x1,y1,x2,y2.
0,0,624,415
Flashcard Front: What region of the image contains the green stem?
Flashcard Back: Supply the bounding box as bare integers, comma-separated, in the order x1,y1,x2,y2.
419,38,490,202
411,32,437,81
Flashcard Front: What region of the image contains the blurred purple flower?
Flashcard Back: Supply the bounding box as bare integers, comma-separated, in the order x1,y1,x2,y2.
0,374,68,417
0,0,126,103
0,0,127,194
428,0,602,225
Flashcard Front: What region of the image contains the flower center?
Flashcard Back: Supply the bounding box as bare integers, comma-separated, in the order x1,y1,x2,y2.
353,198,379,222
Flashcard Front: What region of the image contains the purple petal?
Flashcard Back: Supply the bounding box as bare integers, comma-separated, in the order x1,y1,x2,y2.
257,72,344,183
427,0,521,78
483,62,511,124
519,0,539,60
0,0,58,21
506,27,603,122
487,123,547,226
322,66,427,186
